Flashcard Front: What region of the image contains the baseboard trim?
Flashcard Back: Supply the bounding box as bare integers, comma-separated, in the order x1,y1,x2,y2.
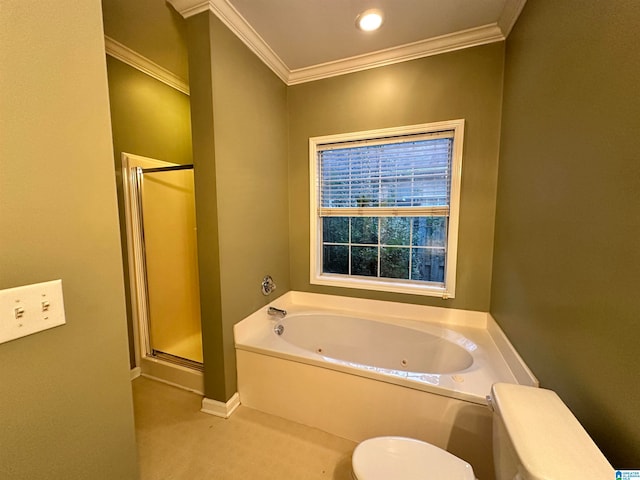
138,356,204,394
130,366,142,380
201,392,240,418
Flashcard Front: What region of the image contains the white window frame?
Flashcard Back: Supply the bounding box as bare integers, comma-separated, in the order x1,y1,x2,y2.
309,119,464,298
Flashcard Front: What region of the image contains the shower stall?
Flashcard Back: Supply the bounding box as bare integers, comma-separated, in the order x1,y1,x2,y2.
122,153,204,393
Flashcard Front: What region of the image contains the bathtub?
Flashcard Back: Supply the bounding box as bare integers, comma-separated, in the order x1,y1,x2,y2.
234,291,537,480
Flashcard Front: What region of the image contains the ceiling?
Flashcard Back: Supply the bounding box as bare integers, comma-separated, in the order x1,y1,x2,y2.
169,0,527,85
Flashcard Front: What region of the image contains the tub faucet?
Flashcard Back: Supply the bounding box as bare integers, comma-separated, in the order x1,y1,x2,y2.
267,306,287,318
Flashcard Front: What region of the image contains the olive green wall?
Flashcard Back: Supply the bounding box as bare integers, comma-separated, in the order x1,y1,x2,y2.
185,11,226,402
102,0,189,81
491,0,640,467
288,43,504,312
0,1,138,479
186,12,290,401
209,15,290,399
106,57,192,166
106,56,193,367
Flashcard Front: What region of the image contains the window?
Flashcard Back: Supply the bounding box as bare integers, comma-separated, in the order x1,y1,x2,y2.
309,120,464,298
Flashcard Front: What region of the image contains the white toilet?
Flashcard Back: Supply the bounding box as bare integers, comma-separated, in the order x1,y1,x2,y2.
352,383,614,480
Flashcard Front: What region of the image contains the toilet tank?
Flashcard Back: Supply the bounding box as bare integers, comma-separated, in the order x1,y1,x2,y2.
490,383,614,480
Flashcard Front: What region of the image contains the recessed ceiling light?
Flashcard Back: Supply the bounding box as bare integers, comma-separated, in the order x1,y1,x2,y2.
356,9,383,32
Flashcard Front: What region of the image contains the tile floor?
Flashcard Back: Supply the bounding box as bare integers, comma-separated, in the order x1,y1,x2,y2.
132,377,356,479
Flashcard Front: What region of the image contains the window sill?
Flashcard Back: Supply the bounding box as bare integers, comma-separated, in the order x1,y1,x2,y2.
311,273,454,299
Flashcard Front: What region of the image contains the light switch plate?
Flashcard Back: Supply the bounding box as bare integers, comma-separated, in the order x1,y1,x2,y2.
0,279,66,344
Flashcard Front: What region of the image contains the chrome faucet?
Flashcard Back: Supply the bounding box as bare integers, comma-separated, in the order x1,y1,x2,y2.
267,306,287,318
261,275,277,296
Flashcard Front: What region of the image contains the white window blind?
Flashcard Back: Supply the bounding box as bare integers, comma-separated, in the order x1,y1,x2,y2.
318,131,454,217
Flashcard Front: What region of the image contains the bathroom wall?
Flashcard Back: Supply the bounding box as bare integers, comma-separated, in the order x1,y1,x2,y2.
102,0,189,82
0,1,139,478
186,12,290,401
99,6,638,468
106,57,192,166
491,0,640,467
103,0,192,368
288,43,505,312
105,3,289,400
106,57,192,367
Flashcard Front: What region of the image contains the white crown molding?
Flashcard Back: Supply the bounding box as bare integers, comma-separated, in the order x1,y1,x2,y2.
288,24,505,85
167,0,521,86
104,36,190,95
167,0,289,84
206,0,290,83
165,0,211,18
498,0,528,37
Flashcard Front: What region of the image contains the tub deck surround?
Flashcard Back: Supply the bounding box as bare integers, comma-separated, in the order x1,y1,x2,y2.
235,292,536,480
234,291,537,406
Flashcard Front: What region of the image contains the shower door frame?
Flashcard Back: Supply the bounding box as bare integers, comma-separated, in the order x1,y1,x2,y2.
121,152,204,394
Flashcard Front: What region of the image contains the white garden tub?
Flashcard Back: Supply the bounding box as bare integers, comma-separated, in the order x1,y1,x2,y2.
234,291,537,480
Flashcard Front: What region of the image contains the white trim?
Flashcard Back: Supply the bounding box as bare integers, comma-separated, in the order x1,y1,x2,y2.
445,120,465,299
201,393,240,418
318,207,450,217
311,274,450,298
140,357,205,395
122,154,184,361
288,24,504,85
121,154,143,369
166,1,522,86
205,0,290,84
165,0,211,18
310,121,462,146
167,0,289,83
498,0,528,37
104,36,190,95
123,154,173,363
130,367,142,380
318,130,454,150
309,120,464,299
141,372,204,395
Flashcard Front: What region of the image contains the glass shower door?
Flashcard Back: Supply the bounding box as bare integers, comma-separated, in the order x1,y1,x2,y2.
137,165,203,366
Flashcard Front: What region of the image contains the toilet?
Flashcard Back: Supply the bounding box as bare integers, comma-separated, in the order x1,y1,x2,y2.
352,383,614,480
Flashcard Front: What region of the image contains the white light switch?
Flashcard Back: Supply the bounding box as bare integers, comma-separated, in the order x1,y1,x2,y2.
0,279,66,344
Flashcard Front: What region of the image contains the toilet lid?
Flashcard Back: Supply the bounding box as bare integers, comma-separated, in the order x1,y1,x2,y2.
352,437,475,480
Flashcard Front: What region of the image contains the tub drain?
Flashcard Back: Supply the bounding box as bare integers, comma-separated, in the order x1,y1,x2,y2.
400,359,408,367
274,324,284,336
